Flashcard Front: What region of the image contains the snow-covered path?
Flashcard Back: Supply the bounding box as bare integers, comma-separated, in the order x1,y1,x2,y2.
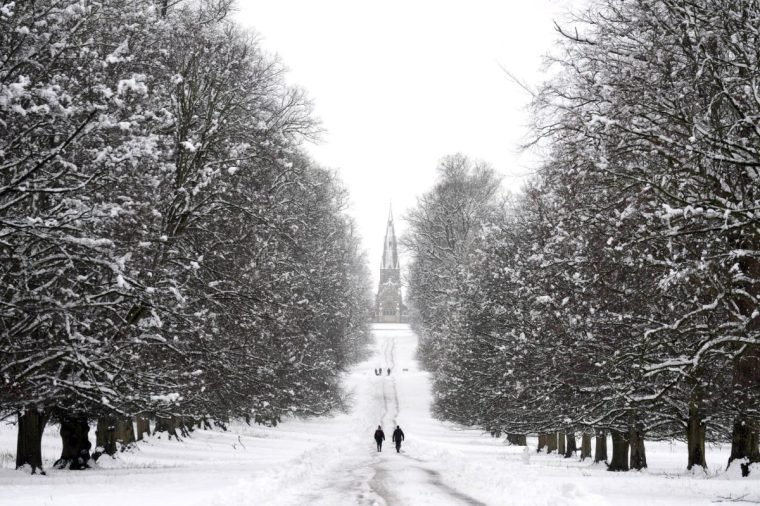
261,325,488,506
365,328,485,506
1,323,756,506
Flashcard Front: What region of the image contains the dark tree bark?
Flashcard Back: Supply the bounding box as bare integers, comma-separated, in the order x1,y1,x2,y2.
580,433,592,461
154,415,180,440
95,417,136,458
594,429,608,463
517,434,527,446
135,415,151,440
116,418,136,448
608,429,629,471
176,417,192,438
687,400,707,471
557,431,566,455
15,408,48,474
726,241,760,476
564,432,577,458
54,413,91,470
629,420,647,470
546,432,557,454
537,434,547,453
728,417,760,477
727,345,760,477
95,417,117,457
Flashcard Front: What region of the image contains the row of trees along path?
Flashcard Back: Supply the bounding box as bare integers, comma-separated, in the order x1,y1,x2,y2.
1,0,372,474
405,0,760,478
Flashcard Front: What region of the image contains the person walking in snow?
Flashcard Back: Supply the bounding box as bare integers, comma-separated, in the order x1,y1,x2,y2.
374,425,385,451
387,367,391,375
392,425,405,453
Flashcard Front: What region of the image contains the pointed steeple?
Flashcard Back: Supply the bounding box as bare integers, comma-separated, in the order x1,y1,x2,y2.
381,204,399,270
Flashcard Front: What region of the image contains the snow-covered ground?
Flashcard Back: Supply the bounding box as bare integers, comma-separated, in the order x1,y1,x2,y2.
0,324,757,505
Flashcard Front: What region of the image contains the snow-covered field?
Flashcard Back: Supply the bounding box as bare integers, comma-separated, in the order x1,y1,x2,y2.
0,324,757,505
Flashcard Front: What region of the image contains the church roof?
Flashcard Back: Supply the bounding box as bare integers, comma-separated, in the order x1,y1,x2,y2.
381,206,399,269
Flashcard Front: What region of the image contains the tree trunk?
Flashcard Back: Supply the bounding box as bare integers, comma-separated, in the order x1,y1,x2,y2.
725,237,760,476
557,431,566,455
154,415,180,440
517,434,527,446
54,413,91,470
116,417,136,448
607,429,629,471
687,400,707,471
15,408,48,474
96,416,136,458
537,434,547,453
564,432,577,458
629,419,647,470
728,417,760,477
594,429,608,463
135,415,151,440
580,433,592,461
95,417,117,456
546,432,557,454
177,417,192,438
727,344,760,477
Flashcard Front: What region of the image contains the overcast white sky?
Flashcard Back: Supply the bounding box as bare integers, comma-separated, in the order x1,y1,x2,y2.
234,0,577,287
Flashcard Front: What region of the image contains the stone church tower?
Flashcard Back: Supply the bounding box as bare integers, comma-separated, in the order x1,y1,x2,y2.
375,207,406,323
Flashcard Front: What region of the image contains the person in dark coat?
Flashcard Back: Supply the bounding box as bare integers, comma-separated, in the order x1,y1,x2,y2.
387,367,391,375
392,425,405,453
374,425,385,451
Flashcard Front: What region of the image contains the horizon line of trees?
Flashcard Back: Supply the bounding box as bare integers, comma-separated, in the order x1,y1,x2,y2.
1,0,372,473
405,0,760,477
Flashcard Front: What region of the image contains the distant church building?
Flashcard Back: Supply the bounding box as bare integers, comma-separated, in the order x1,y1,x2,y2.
375,207,407,323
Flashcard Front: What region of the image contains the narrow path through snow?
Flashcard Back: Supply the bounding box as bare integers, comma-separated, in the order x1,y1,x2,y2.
368,328,486,506
264,324,488,506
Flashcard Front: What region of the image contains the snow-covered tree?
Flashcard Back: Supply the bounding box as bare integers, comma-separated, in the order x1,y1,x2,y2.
1,0,372,472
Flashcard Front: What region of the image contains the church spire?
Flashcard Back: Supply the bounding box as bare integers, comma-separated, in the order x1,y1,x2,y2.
381,204,399,269
375,203,405,322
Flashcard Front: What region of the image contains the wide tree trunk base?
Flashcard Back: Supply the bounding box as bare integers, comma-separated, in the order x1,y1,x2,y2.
686,404,706,471
154,416,181,440
629,424,647,470
727,417,760,477
546,433,558,454
594,429,608,463
16,408,49,474
135,415,151,441
607,430,629,472
537,434,547,453
94,417,136,460
54,413,91,470
580,433,592,461
564,433,577,458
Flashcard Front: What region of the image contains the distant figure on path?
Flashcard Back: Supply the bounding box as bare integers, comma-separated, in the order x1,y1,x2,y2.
392,425,405,453
374,425,385,451
387,367,391,375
